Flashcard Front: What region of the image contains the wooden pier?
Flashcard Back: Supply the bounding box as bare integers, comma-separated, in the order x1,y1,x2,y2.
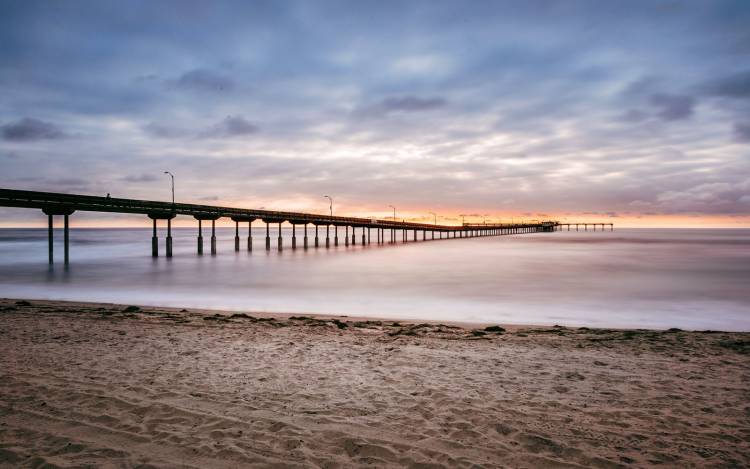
0,188,613,264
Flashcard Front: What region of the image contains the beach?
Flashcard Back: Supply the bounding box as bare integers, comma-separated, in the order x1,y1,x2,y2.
1,298,749,468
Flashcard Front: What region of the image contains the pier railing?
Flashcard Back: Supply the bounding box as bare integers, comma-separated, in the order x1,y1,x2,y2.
0,188,612,264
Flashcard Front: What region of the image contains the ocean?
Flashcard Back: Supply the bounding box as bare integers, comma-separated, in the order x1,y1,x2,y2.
1,227,748,331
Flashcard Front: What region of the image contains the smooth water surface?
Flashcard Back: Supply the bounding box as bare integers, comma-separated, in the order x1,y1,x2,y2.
0,228,748,330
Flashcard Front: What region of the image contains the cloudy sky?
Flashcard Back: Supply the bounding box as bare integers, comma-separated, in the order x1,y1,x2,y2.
1,0,749,227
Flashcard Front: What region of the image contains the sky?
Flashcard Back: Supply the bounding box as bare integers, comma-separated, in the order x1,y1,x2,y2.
1,0,749,227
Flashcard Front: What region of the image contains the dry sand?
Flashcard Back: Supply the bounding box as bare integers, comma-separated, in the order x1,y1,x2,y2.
1,298,749,468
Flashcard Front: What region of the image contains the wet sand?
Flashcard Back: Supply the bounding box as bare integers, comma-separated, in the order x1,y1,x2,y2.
1,298,749,468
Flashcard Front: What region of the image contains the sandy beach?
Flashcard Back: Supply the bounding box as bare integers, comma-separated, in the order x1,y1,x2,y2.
1,298,748,468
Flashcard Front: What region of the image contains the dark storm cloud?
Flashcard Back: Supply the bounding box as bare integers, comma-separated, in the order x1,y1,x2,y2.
354,96,447,119
706,70,750,99
381,97,446,112
617,109,649,123
734,122,750,142
1,118,65,142
212,116,258,137
649,94,695,121
141,122,189,139
143,116,258,139
168,68,235,92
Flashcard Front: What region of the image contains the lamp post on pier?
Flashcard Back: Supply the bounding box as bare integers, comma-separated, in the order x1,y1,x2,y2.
162,171,175,256
163,171,174,205
323,195,333,216
428,211,437,224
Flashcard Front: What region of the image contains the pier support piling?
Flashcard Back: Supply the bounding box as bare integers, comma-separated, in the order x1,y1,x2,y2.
265,222,271,250
48,214,54,264
247,221,253,252
166,218,173,258
335,226,339,246
63,214,69,265
151,219,158,257
210,220,216,255
292,224,297,250
304,224,308,249
198,220,203,254
234,221,240,251
278,222,283,251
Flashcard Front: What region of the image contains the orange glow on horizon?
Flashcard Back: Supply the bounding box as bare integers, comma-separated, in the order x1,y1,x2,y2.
0,207,747,229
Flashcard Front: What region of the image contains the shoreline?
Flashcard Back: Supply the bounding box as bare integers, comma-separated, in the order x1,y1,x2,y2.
1,297,749,467
3,297,747,333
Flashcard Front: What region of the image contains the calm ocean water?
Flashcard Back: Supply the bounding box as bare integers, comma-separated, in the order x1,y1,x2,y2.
0,228,748,331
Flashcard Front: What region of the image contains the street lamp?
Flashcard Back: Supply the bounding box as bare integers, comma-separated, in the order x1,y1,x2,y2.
428,212,437,224
388,205,396,221
323,195,333,216
460,214,466,225
163,171,174,204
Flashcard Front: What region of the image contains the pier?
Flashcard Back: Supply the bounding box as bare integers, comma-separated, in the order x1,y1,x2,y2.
0,188,613,264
